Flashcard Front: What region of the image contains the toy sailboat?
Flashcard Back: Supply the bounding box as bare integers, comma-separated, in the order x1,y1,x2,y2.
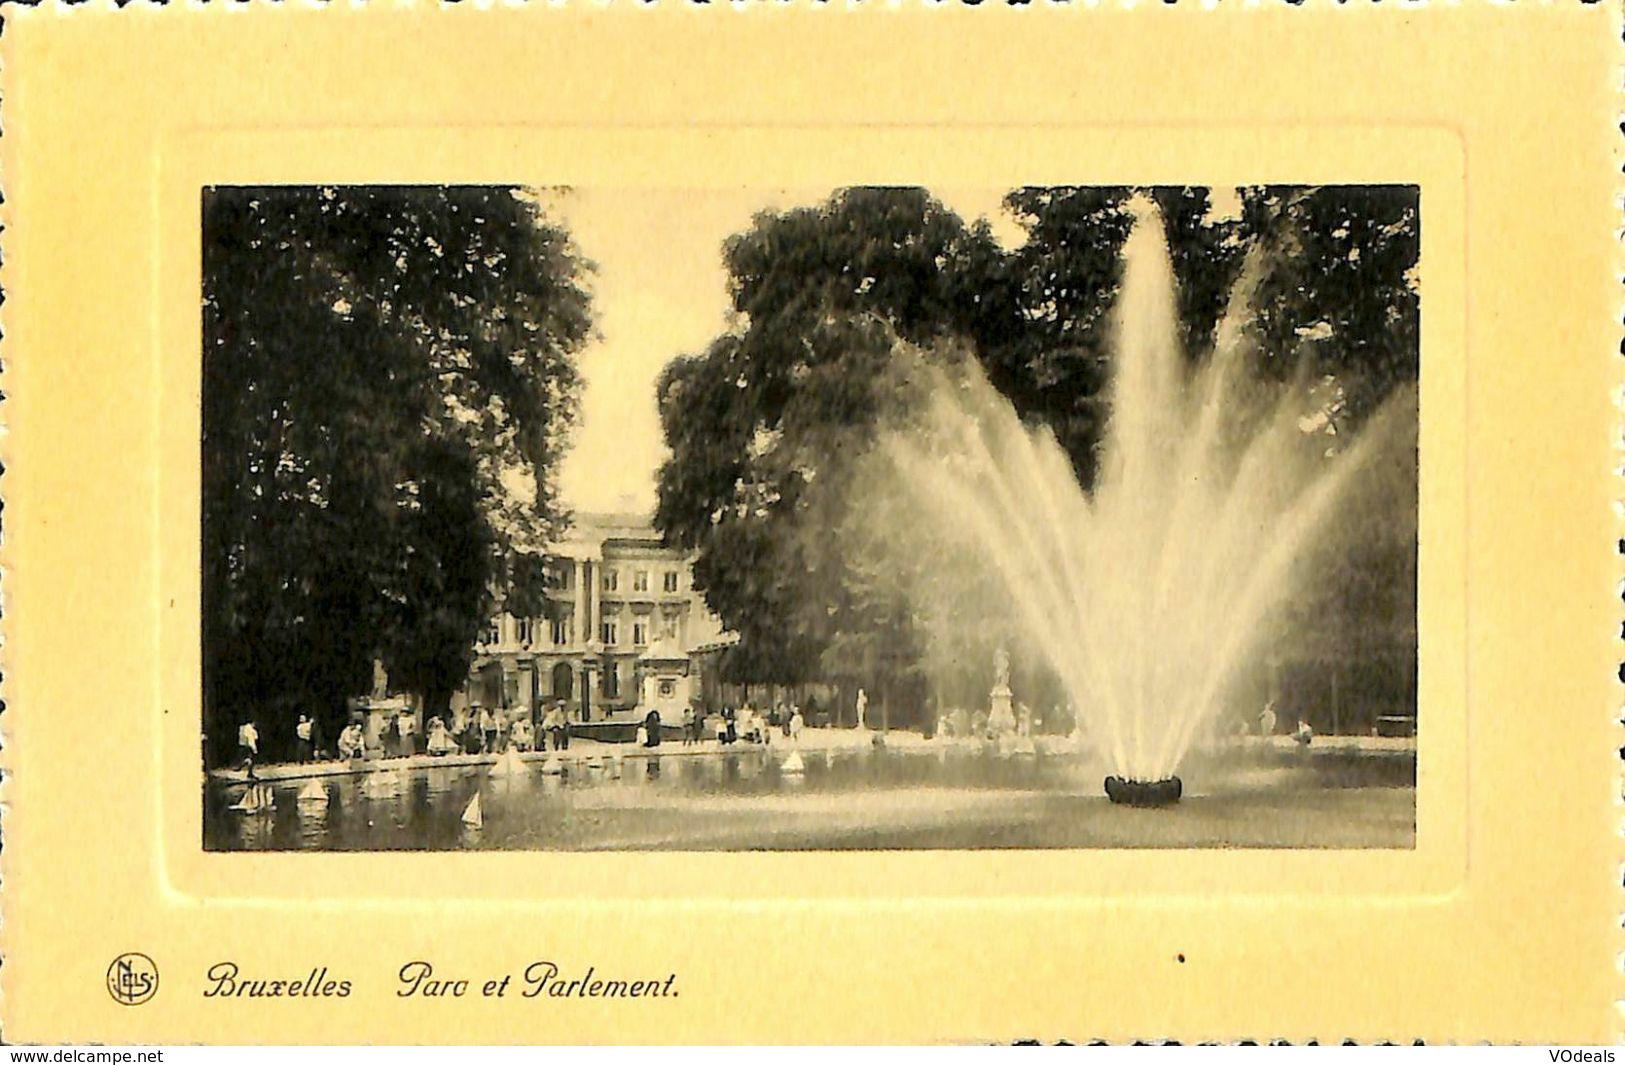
461,791,482,827
539,755,563,775
489,747,527,778
229,782,276,813
781,749,805,774
296,779,328,805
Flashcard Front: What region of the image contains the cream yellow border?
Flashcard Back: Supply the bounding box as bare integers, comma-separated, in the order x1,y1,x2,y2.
3,5,1618,1044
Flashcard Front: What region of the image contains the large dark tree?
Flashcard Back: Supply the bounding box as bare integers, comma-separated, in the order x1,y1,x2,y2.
654,190,996,710
202,185,593,765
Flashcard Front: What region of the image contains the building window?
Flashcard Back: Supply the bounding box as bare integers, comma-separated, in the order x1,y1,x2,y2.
633,621,649,647
633,569,649,592
663,616,679,641
601,620,618,646
551,616,570,646
601,568,618,593
546,564,569,590
663,571,680,593
482,622,500,646
603,663,620,699
658,678,677,698
516,617,533,645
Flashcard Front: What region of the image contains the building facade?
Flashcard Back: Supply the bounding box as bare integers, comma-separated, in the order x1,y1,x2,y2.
461,513,733,725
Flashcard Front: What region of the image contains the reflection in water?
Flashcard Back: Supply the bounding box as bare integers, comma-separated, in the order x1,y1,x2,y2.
204,744,1415,852
294,783,331,848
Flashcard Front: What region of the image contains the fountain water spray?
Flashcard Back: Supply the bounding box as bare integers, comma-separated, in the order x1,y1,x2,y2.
881,198,1408,802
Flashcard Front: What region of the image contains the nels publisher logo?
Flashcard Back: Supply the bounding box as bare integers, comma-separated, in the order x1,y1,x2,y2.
106,952,159,1006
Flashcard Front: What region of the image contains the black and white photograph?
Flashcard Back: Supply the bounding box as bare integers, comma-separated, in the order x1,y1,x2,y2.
201,183,1419,852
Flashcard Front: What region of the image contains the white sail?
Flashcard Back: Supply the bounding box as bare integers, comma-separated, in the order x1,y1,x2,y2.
297,779,328,804
461,791,482,827
231,782,275,813
781,750,805,774
540,756,563,775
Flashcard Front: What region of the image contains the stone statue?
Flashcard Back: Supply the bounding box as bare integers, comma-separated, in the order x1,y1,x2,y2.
371,657,389,700
855,688,868,729
987,646,1016,737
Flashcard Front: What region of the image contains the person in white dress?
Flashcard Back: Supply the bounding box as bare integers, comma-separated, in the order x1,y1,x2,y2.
237,720,259,777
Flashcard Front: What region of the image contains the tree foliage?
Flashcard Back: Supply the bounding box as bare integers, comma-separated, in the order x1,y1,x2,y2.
655,190,999,694
655,184,1419,706
202,185,593,763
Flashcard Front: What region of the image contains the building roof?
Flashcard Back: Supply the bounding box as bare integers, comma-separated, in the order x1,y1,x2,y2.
564,511,659,545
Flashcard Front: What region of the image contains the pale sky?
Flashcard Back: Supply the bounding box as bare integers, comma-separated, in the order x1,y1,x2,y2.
540,187,1025,516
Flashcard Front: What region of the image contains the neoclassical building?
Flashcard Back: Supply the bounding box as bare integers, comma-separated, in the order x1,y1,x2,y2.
462,513,733,725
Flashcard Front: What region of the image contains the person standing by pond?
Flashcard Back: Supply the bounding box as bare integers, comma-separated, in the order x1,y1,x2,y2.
511,714,534,752
544,700,567,751
480,704,499,754
426,715,455,756
295,714,314,762
237,719,259,779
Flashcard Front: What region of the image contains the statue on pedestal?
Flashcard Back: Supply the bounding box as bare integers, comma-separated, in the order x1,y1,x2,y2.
987,646,1017,737
371,657,390,700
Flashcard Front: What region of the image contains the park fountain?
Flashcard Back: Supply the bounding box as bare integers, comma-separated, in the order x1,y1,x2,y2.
884,197,1405,805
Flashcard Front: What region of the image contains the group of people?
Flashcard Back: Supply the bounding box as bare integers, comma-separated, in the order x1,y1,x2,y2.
261,700,567,768
682,703,804,747
1256,701,1316,746
234,693,826,775
423,701,574,756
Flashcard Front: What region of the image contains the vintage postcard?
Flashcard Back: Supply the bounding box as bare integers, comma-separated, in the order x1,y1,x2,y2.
0,3,1619,1046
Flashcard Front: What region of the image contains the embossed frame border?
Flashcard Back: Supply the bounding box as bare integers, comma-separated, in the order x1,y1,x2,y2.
1,6,1617,1044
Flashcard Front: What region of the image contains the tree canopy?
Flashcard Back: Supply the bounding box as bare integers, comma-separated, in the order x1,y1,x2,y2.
654,185,1419,710
654,190,998,704
202,185,593,763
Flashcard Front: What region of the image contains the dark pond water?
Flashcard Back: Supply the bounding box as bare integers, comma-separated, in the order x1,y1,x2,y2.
204,743,1415,852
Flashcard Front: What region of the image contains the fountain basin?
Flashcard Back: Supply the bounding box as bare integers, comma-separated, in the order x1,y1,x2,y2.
1104,775,1182,807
